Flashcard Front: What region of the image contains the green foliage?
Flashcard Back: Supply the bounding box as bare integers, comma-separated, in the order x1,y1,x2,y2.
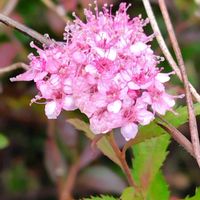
133,103,200,144
131,134,170,200
121,134,170,200
68,104,200,200
67,119,121,167
67,104,200,169
0,133,9,149
121,187,141,200
119,135,171,200
185,188,200,200
132,134,170,185
84,195,116,200
2,162,39,193
147,171,169,200
175,0,196,18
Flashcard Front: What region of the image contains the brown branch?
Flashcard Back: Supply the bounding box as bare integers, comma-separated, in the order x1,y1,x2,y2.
46,118,79,200
158,0,200,168
142,0,200,103
60,160,80,200
122,140,133,159
46,120,64,199
91,134,104,149
1,0,18,15
0,13,52,46
107,132,137,188
47,120,56,138
156,115,194,158
42,0,69,23
0,62,29,75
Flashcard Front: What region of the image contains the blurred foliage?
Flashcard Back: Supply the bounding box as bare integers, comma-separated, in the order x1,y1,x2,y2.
2,162,39,194
0,133,9,149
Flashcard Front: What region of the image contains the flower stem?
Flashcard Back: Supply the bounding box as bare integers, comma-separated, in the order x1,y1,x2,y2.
108,133,137,188
157,0,200,168
60,160,80,200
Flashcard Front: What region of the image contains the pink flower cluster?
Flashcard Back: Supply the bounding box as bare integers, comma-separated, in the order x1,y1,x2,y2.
11,3,176,141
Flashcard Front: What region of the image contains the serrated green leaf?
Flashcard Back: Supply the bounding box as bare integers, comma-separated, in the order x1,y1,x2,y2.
133,103,200,144
84,195,116,200
132,134,170,197
185,188,200,200
121,187,142,200
147,170,169,200
0,133,9,149
121,171,169,200
67,119,121,167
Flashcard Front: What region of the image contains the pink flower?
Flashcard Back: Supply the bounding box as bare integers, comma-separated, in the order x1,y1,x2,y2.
11,3,178,141
69,3,172,140
11,42,78,119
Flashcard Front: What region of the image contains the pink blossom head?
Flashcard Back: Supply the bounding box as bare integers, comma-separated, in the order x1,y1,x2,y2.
11,2,178,141
65,2,176,140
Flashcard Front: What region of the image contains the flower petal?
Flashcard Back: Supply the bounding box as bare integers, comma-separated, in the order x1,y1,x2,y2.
121,123,138,141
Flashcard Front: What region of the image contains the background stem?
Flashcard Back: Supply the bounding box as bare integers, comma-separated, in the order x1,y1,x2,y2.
142,0,200,103
156,115,195,158
158,0,200,168
0,13,52,45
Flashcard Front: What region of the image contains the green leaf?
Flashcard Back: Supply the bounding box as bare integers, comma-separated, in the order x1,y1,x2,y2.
133,103,200,144
121,187,134,200
67,118,121,167
121,173,169,200
0,133,9,149
185,188,200,200
84,195,116,200
132,134,170,197
121,187,142,200
147,171,169,200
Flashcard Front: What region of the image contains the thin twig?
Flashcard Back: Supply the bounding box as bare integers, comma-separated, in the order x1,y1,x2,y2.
60,160,80,200
142,0,200,103
42,0,69,23
0,13,52,45
1,0,18,15
156,115,194,158
122,141,133,159
46,120,64,199
107,132,137,188
91,134,104,149
0,62,29,75
47,120,56,138
158,0,200,168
